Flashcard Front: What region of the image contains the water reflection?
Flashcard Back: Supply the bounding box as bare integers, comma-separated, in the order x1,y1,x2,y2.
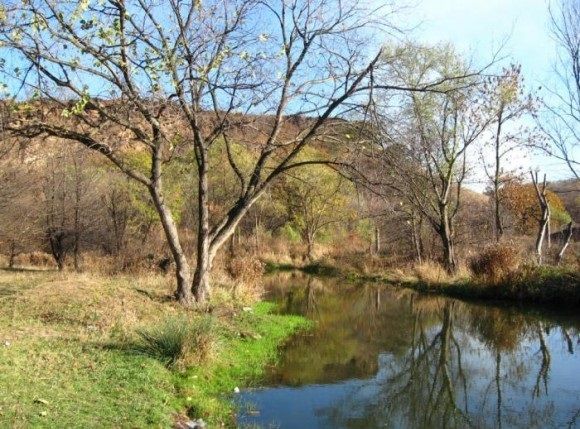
238,273,580,429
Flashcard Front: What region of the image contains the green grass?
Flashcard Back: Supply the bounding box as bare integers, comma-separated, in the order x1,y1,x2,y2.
175,302,310,423
0,338,176,428
0,271,309,428
135,314,215,367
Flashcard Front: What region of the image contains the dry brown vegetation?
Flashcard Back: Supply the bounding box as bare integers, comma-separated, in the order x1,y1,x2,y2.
469,242,522,283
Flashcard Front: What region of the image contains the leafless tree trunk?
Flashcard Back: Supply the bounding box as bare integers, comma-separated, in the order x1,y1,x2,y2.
254,213,261,255
492,105,505,243
556,221,574,265
150,182,192,305
72,155,82,272
104,187,129,256
411,214,423,264
530,171,551,265
193,151,211,302
305,231,315,262
439,205,457,274
8,240,17,269
374,224,381,255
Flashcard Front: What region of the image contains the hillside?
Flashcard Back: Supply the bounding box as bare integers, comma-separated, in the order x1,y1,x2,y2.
552,179,580,224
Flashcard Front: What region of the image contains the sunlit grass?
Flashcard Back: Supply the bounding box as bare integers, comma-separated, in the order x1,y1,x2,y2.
0,270,309,427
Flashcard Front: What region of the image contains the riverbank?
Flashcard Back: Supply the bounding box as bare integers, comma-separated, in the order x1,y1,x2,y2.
0,270,308,428
266,260,580,307
394,265,580,307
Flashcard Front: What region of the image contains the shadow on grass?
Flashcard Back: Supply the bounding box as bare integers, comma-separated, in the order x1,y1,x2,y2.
133,287,176,304
1,266,57,273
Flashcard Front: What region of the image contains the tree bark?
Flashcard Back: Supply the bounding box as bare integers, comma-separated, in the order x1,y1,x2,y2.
73,158,82,272
8,241,16,269
306,234,314,262
374,224,381,255
411,213,423,263
192,150,211,303
254,213,260,254
535,211,549,265
195,196,259,302
149,185,192,305
531,172,550,265
556,221,573,265
439,206,456,274
493,107,504,242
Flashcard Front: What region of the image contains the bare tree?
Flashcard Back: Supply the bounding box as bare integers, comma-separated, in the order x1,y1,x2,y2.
0,160,42,268
481,65,537,242
0,0,391,302
372,45,495,273
539,0,579,179
0,1,487,303
530,171,551,265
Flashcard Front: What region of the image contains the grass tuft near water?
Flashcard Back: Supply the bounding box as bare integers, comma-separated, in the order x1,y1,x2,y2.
0,270,308,428
135,314,215,368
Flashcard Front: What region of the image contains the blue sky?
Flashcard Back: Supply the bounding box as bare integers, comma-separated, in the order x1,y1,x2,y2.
401,0,575,185
409,0,554,83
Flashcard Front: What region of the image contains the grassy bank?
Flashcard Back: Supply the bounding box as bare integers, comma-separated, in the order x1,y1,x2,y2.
266,258,580,307
394,265,580,307
0,270,308,428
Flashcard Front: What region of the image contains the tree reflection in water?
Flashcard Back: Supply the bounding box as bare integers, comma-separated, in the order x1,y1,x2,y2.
241,274,580,429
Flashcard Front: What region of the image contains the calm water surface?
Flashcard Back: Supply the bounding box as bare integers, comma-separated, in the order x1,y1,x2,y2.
237,272,580,429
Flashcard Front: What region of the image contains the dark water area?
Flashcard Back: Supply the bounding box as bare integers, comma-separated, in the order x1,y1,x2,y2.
237,272,580,429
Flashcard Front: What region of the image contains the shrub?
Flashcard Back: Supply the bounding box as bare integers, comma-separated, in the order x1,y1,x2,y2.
229,255,264,285
135,315,215,368
470,242,521,283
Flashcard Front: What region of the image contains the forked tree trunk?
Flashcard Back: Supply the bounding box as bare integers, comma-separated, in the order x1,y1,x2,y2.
47,228,67,271
193,206,253,303
531,172,550,265
556,222,574,265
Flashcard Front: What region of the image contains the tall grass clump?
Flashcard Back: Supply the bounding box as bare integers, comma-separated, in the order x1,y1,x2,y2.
470,242,521,283
135,315,215,368
414,260,452,283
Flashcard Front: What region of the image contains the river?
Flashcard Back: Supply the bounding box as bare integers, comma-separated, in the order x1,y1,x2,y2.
237,272,580,429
